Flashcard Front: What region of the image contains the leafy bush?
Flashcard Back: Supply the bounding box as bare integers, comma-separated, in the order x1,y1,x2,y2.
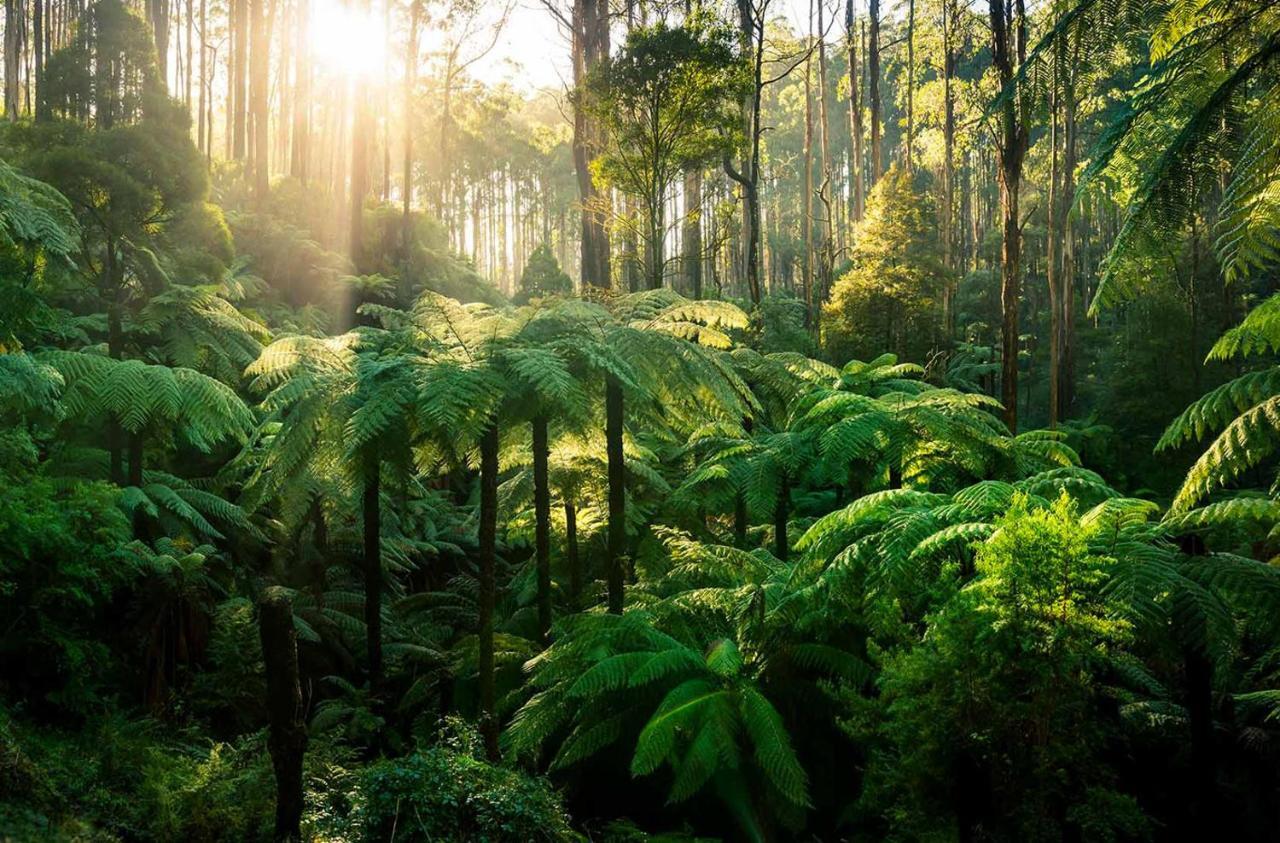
354,720,576,842
516,243,573,304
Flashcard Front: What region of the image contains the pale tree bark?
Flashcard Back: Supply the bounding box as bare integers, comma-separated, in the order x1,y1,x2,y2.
940,0,956,337
868,0,882,186
846,1,864,223
4,0,24,120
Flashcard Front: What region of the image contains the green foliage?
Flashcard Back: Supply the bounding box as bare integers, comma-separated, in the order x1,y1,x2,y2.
0,473,133,712
355,720,576,843
822,166,949,364
516,243,574,304
1159,294,1280,522
843,497,1148,840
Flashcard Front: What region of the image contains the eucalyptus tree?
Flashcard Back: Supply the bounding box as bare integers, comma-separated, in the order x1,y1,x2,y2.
587,17,746,289
1010,0,1280,313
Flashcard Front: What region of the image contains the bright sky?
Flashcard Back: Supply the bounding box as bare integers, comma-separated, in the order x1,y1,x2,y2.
471,0,818,93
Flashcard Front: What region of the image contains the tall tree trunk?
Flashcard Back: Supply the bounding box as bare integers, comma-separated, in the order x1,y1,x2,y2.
867,0,882,186
362,452,382,690
815,0,832,300
572,0,611,287
401,0,417,243
1061,65,1078,416
477,421,500,761
33,0,44,119
259,587,307,843
1047,77,1062,428
197,0,207,153
4,0,23,120
802,32,814,327
290,0,309,182
532,414,552,643
941,0,956,338
683,166,702,297
846,1,864,223
148,0,171,85
989,0,1028,433
605,374,625,614
249,0,273,203
231,0,247,159
904,0,915,170
725,0,763,306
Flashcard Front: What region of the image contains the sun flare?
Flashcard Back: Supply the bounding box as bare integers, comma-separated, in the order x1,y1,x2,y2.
307,0,386,80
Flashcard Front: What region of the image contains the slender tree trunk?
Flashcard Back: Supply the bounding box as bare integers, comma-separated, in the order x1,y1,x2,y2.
128,429,144,487
401,0,417,243
989,0,1028,432
867,0,882,186
290,0,309,182
846,1,864,223
802,33,814,327
4,0,23,120
815,0,832,300
362,452,382,689
259,587,307,843
249,0,273,203
572,0,611,287
941,0,956,338
904,0,915,170
477,421,500,761
774,473,789,561
564,499,580,603
532,414,552,643
231,0,247,159
33,0,45,119
605,374,625,614
683,166,702,297
197,0,207,154
1060,44,1079,416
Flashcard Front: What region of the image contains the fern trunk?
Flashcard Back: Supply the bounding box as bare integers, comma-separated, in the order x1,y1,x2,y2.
735,493,748,547
605,374,626,614
1184,645,1218,834
478,420,500,761
127,429,144,487
532,414,552,643
565,499,580,604
259,587,307,843
362,451,383,690
774,473,789,561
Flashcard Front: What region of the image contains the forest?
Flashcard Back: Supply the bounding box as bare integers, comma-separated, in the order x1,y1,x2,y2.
2,0,1280,839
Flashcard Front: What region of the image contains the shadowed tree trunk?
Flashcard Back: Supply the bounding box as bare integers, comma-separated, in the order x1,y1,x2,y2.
605,374,625,614
259,587,307,843
564,499,580,603
478,421,500,760
362,451,382,690
532,414,552,642
988,0,1029,432
774,472,789,561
